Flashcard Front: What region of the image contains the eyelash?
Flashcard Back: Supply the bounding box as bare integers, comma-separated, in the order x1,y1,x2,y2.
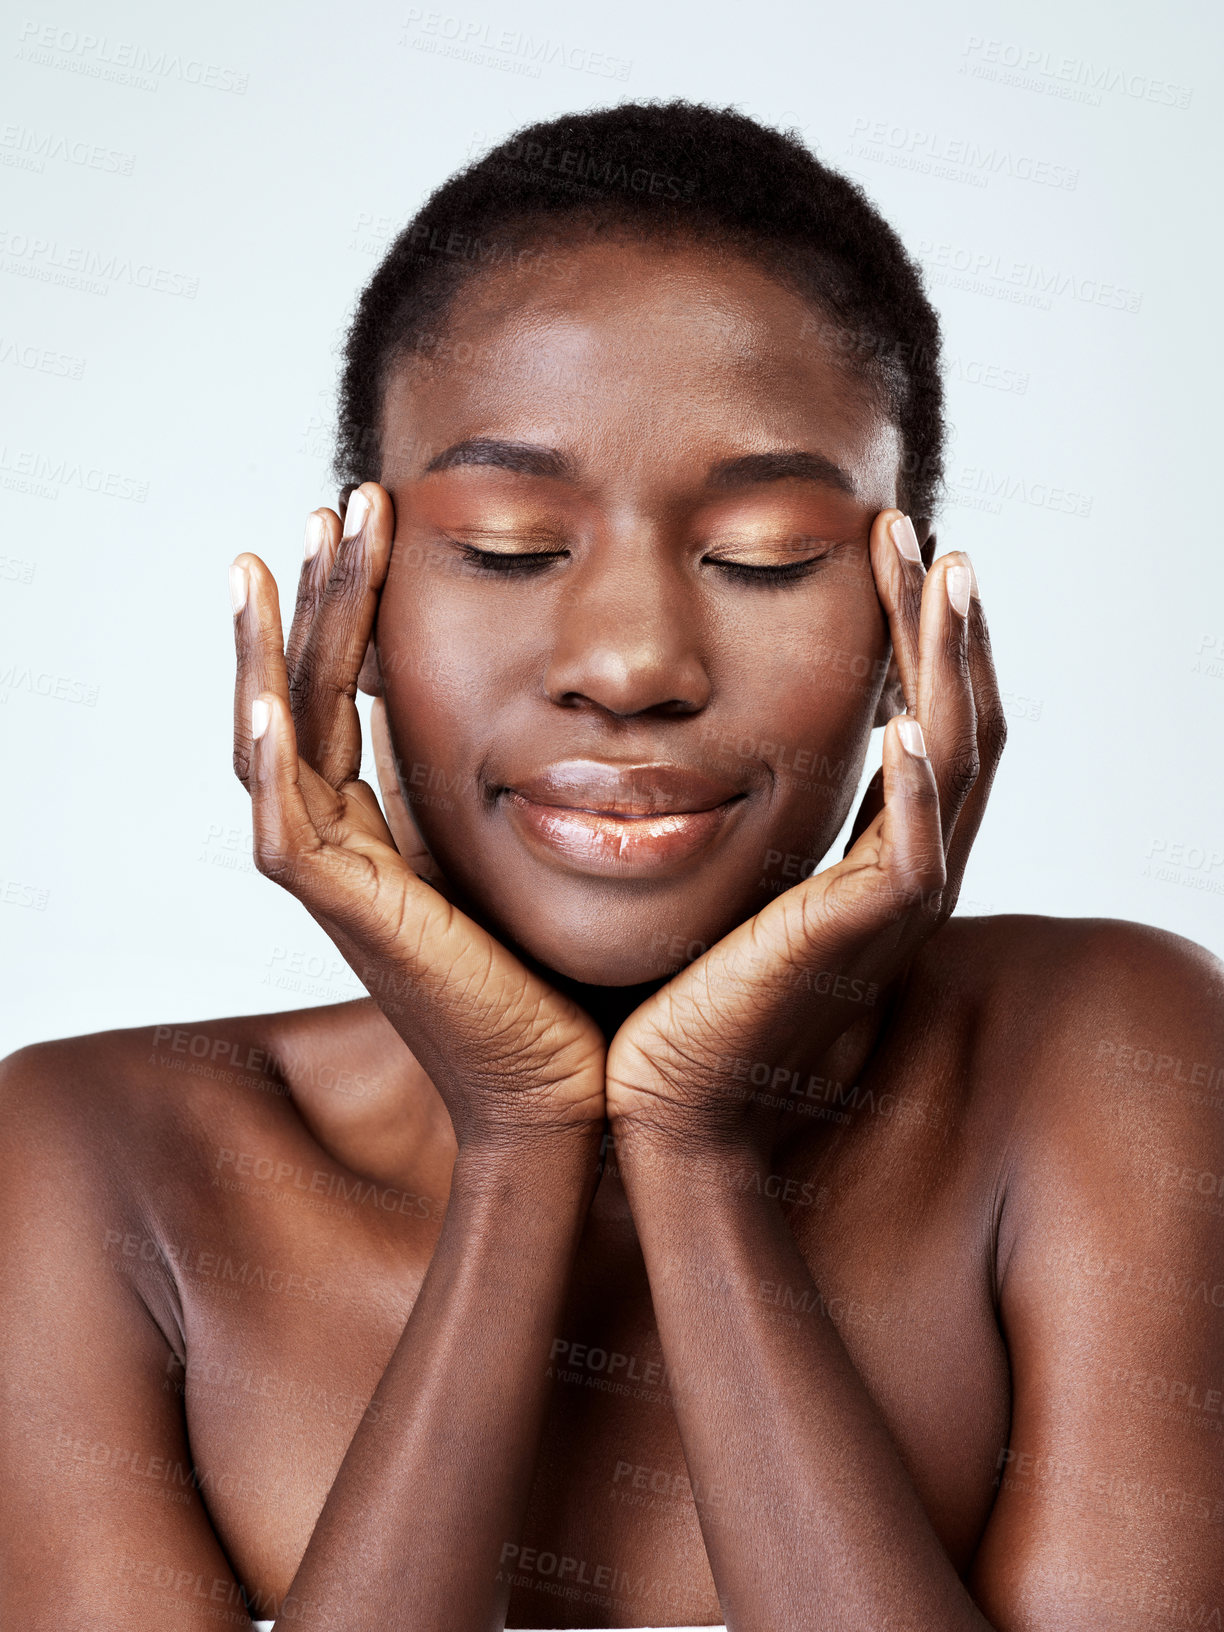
453,542,565,575
450,542,827,585
710,558,824,586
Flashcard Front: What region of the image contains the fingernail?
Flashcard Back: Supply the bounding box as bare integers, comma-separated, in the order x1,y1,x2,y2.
229,561,248,614
897,717,927,757
967,557,980,600
889,514,922,563
342,487,370,541
251,697,271,740
947,562,972,617
304,513,326,560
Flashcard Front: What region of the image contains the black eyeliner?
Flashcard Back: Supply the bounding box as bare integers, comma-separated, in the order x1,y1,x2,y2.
451,540,567,575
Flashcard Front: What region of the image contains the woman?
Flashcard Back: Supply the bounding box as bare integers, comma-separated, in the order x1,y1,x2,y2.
2,101,1220,1632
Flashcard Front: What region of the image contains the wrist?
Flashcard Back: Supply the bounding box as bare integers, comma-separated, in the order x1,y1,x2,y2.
612,1122,781,1206
614,1142,788,1306
453,1120,605,1201
609,1093,777,1171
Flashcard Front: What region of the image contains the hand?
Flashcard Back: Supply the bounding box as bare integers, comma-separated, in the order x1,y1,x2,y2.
230,483,606,1150
605,509,1006,1156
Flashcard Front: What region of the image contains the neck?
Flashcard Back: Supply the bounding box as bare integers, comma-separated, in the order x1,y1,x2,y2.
545,971,672,1045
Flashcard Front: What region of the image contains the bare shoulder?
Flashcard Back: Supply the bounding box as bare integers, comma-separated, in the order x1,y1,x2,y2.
0,1000,398,1250
918,911,1223,1086
923,915,1224,1300
0,1025,160,1211
925,908,1220,999
0,1016,326,1626
0,1005,294,1167
0,997,391,1142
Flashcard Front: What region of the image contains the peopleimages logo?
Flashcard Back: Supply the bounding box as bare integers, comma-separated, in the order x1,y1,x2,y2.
0,228,199,298
948,464,1093,519
848,118,1079,191
14,19,249,93
0,443,148,501
960,35,1192,109
399,10,632,81
917,239,1142,315
0,123,136,176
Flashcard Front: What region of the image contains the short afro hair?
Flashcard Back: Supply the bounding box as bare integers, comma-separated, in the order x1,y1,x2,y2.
334,99,946,518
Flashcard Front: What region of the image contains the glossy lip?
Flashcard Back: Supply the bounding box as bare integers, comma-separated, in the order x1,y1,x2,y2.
498,759,750,878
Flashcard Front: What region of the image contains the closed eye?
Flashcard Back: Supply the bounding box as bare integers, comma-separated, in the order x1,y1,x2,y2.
446,534,853,581
450,540,569,575
704,537,853,586
711,558,823,585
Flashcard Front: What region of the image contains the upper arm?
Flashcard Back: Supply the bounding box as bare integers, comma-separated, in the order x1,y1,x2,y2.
969,925,1224,1628
0,1043,256,1631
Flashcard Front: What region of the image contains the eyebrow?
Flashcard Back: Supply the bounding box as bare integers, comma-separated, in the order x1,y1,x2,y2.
423,438,856,496
424,438,575,479
705,450,856,496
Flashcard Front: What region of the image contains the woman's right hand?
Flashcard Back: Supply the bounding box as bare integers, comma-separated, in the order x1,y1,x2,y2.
229,481,606,1150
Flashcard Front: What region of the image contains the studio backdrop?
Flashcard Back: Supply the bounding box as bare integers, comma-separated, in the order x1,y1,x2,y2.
1,0,1219,1052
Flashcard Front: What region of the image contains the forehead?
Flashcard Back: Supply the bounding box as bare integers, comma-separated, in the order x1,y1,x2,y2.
380,238,900,503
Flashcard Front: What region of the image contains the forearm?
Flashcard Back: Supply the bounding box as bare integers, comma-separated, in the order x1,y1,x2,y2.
281,1127,600,1631
618,1136,995,1632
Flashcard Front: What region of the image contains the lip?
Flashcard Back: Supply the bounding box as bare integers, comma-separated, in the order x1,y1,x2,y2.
500,759,749,877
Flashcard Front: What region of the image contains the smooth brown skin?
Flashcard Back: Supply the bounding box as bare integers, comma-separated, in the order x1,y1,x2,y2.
2,240,1223,1631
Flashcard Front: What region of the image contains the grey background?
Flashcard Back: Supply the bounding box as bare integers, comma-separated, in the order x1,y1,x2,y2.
1,0,1220,1054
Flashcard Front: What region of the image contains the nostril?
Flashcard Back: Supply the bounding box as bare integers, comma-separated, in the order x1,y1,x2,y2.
552,691,703,721
544,645,712,719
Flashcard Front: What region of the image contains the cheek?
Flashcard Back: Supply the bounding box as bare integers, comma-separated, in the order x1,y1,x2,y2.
374,557,497,762
374,552,558,801
712,582,886,824
717,572,887,729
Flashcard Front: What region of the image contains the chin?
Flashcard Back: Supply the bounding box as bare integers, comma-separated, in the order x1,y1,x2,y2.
485,887,759,989
521,931,683,988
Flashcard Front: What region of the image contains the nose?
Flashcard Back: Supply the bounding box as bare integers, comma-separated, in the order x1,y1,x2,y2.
542,535,712,718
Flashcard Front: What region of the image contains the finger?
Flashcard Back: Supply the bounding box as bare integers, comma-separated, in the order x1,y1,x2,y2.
247,689,417,939
846,509,926,857
247,690,327,894
370,697,450,890
867,508,927,717
289,481,393,788
943,566,1007,906
285,507,342,676
914,550,978,849
844,508,926,855
875,713,946,928
232,549,292,791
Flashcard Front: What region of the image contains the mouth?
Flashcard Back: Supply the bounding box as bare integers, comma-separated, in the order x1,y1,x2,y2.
499,760,750,878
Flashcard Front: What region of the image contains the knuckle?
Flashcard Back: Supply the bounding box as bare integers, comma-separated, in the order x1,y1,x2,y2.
900,834,946,883
287,651,318,708
970,600,995,647
285,597,319,657
292,569,322,616
251,616,286,666
925,847,949,890
898,770,941,830
252,840,298,886
944,746,980,805
327,542,365,597
979,703,1008,763
233,644,258,694
909,772,941,809
895,851,947,913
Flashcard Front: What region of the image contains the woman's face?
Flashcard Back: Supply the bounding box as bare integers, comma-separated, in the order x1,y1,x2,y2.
371,237,904,985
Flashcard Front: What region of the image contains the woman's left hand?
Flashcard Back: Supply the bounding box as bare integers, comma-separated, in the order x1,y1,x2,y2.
605,508,1006,1158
